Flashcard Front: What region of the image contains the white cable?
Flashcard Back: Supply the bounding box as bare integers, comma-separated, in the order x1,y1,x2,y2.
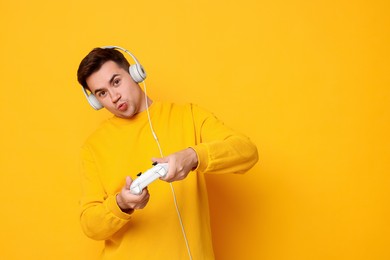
142,81,193,260
168,181,193,260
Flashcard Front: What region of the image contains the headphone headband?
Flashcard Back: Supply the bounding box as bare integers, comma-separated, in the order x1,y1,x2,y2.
101,45,142,68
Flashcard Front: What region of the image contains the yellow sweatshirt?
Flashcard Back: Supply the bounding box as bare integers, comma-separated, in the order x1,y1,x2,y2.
80,102,258,259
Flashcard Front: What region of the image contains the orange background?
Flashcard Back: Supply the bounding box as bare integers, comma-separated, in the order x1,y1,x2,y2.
0,0,389,259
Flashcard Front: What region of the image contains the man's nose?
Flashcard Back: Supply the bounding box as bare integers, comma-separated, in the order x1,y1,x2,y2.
110,90,121,103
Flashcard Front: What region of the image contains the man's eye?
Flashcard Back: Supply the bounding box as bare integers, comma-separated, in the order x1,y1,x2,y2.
113,78,121,86
98,91,107,97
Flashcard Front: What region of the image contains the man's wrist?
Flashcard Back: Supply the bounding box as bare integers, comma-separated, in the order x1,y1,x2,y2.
189,145,208,173
116,193,134,214
187,147,199,170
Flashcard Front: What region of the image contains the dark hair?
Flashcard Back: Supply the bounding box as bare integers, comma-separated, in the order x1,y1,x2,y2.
77,48,130,90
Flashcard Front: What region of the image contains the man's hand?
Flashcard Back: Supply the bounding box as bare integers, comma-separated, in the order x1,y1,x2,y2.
116,176,150,213
152,148,199,182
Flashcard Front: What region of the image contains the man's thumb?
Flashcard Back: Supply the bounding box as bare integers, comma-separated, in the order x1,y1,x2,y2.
125,176,132,190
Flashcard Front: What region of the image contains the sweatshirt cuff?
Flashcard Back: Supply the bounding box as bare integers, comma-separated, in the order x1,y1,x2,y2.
105,194,133,220
190,144,209,173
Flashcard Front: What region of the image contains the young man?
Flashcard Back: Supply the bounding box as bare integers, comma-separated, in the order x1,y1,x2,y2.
77,47,258,259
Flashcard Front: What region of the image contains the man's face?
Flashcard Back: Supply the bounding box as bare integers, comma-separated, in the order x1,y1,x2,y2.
86,61,146,119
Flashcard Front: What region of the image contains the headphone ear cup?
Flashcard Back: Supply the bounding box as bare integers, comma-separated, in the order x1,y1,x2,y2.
87,94,104,110
129,64,147,83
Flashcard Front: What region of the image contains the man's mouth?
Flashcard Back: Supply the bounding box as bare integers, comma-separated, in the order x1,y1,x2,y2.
117,102,128,111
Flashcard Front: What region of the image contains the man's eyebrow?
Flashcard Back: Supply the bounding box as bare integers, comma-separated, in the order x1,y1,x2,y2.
93,74,120,95
109,74,120,85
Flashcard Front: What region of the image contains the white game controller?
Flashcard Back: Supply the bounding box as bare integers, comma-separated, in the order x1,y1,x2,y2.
130,163,169,195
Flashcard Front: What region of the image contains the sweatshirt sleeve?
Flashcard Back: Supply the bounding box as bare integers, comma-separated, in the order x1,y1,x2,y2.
189,104,259,174
79,145,132,240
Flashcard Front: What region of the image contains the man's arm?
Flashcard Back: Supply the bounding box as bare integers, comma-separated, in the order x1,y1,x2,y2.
191,104,258,174
79,145,150,240
151,104,258,182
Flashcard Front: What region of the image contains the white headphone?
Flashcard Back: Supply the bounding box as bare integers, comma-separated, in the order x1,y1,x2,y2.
81,45,147,110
